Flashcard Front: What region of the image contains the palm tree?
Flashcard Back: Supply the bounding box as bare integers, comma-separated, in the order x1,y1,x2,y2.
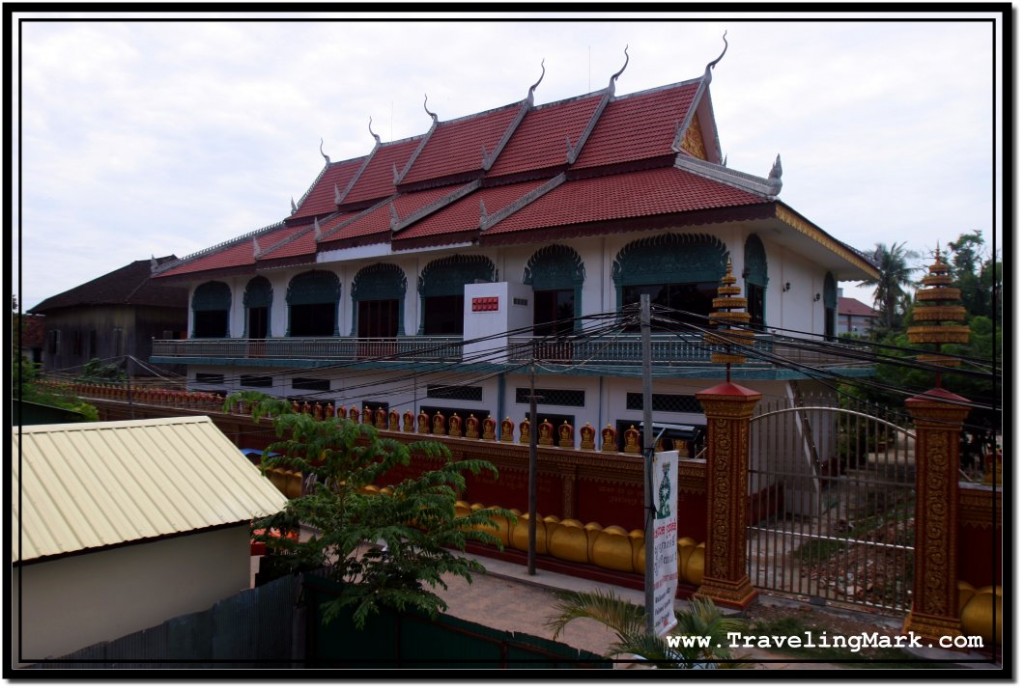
859,242,916,333
546,590,744,668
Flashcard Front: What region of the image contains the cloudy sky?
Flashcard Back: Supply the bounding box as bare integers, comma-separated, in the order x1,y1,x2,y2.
11,9,1004,312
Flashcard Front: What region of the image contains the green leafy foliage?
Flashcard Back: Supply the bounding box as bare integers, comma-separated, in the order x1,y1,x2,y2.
246,393,514,629
14,356,99,421
547,590,744,668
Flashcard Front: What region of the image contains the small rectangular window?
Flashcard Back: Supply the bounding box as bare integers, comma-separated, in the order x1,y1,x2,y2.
515,388,585,407
626,392,702,414
293,378,331,391
195,373,225,384
427,385,483,401
241,375,273,388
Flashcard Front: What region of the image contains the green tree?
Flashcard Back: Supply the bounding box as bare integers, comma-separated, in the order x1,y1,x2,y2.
858,242,916,334
547,590,744,668
244,393,514,629
13,356,99,421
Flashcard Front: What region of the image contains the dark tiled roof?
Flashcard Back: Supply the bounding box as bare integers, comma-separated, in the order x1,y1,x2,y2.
30,256,188,314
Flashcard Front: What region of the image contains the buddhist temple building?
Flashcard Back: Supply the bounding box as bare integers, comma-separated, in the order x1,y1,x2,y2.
150,41,878,454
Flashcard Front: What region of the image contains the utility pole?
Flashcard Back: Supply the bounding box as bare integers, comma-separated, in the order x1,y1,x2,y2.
527,360,541,575
641,293,655,635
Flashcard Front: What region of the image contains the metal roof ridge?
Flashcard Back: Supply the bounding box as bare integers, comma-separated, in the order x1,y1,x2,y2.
392,180,482,233
481,173,566,231
673,153,782,199
151,221,287,277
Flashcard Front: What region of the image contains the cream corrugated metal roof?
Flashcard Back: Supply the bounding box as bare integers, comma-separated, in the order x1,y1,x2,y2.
12,416,288,563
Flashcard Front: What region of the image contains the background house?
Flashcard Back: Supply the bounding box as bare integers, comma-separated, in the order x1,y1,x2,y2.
11,416,287,664
837,292,879,337
28,256,188,378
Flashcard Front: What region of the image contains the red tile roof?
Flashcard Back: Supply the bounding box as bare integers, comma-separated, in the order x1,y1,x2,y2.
402,103,523,185
572,81,700,169
483,167,766,239
487,95,605,178
343,137,423,206
323,184,466,249
156,224,295,278
289,157,366,220
839,296,878,316
156,67,827,282
393,180,543,250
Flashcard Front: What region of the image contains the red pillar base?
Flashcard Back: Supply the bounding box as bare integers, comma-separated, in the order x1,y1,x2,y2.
697,575,758,610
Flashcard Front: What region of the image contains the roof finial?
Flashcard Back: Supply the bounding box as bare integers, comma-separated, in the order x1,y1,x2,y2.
252,237,261,258
320,138,330,164
290,197,297,215
527,58,545,104
769,154,782,181
479,197,488,226
608,45,629,93
423,94,438,123
334,183,343,205
704,31,729,81
313,217,322,241
150,255,157,272
368,116,381,145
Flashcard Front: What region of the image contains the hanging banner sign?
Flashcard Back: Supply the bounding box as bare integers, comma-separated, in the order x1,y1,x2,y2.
651,450,679,636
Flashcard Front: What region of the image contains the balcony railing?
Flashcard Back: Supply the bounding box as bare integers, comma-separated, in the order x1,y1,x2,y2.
151,336,464,362
152,333,873,370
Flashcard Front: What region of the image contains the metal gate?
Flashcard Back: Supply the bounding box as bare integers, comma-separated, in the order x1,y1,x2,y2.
747,396,916,613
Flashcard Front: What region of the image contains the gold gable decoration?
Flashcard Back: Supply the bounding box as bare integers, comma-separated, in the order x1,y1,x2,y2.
705,259,755,365
907,246,970,371
682,118,708,160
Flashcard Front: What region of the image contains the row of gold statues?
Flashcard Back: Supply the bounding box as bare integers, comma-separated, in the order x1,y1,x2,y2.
288,399,669,454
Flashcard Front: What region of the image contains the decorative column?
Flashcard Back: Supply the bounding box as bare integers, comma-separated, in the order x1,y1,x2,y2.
902,246,972,640
696,260,760,609
696,382,761,609
903,390,969,640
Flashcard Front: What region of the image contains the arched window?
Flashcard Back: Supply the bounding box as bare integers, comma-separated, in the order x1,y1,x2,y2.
351,263,407,337
286,271,340,337
192,281,231,338
823,272,838,341
418,255,496,335
243,276,273,338
524,245,585,336
744,234,768,330
612,233,728,328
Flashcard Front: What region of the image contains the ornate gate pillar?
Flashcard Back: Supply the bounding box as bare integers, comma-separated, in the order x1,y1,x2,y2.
903,388,970,641
695,381,761,609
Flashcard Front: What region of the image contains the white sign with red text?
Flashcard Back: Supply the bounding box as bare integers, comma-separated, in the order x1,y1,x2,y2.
651,450,679,635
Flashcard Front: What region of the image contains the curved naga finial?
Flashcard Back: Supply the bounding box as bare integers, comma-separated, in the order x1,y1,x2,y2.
767,154,783,195
704,31,729,81
608,45,629,92
423,94,438,123
320,138,330,165
527,59,545,104
368,117,381,145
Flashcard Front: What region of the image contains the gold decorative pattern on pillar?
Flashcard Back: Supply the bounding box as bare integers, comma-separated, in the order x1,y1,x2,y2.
907,246,971,374
903,388,971,642
695,382,762,609
705,259,755,369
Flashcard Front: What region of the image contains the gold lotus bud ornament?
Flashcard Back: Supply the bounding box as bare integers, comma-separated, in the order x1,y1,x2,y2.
906,244,971,383
705,259,755,378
